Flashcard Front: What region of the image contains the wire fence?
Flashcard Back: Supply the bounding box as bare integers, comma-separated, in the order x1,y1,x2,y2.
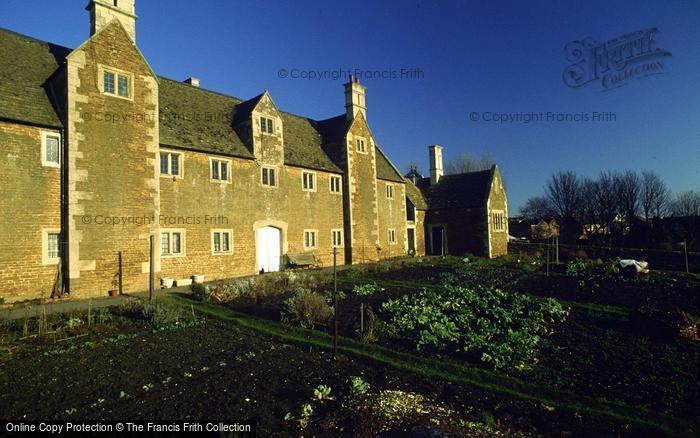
508,241,697,273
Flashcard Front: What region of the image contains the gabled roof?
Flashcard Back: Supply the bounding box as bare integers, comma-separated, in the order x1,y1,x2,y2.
424,167,495,210
0,28,69,128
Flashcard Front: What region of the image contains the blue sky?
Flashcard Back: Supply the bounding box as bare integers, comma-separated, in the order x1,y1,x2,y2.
2,0,698,211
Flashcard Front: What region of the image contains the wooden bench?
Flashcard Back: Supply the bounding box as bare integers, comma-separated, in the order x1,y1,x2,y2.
284,252,319,269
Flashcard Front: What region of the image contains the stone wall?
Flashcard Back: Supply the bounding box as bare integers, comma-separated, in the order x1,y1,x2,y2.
66,21,159,298
345,115,380,263
0,121,62,302
376,179,407,259
159,151,346,282
487,167,508,257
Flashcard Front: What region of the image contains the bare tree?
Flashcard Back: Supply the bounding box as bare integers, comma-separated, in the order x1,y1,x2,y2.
640,170,669,220
671,190,700,217
444,152,495,175
578,177,604,235
615,170,641,223
545,170,580,222
595,171,619,236
519,196,554,220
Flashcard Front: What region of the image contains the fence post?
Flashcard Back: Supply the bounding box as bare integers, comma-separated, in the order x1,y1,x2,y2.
118,251,123,295
149,235,154,303
360,302,364,335
333,246,338,359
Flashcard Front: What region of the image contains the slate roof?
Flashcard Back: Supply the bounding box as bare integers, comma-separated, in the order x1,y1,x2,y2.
423,167,495,210
375,146,404,182
158,77,252,158
0,28,70,128
405,179,428,210
0,27,407,179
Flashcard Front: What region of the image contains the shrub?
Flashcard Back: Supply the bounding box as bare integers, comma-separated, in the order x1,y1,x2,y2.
282,288,334,329
382,285,568,370
142,302,180,330
191,283,210,302
0,297,4,305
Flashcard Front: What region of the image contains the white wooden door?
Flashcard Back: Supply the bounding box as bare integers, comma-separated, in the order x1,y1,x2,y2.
256,226,281,273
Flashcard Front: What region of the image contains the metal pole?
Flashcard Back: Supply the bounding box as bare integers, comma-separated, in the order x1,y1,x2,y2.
684,240,689,273
333,246,338,359
546,236,550,276
149,235,154,303
118,251,123,295
556,236,559,264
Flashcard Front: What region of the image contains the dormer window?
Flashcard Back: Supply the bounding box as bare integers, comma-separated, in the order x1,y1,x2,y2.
260,117,274,134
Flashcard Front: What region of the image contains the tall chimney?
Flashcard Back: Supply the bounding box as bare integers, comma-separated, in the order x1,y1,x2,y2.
429,145,443,185
87,0,137,42
344,75,366,121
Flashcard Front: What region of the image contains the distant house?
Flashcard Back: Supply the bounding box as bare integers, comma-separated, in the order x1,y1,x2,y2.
404,146,508,258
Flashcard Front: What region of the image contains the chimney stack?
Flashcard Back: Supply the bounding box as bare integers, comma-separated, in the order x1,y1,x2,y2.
184,77,200,88
344,75,366,121
87,0,137,43
429,145,443,185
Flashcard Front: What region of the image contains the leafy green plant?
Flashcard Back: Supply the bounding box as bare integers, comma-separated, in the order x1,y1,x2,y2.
322,289,346,304
566,258,590,277
281,288,334,329
313,384,335,402
352,282,384,296
347,376,370,395
0,297,5,305
382,285,568,370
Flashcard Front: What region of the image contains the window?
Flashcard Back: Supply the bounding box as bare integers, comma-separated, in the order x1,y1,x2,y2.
492,210,506,232
211,158,230,182
161,230,184,257
260,117,274,134
42,229,61,265
356,138,366,153
387,228,397,245
302,171,316,191
303,230,318,249
211,229,233,255
406,198,416,222
329,175,342,194
261,166,277,187
41,132,60,167
160,151,183,177
386,184,394,199
117,75,129,98
104,71,115,94
331,229,343,248
101,66,131,98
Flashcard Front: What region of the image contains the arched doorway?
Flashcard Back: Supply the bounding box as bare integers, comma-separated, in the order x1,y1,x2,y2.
256,226,281,273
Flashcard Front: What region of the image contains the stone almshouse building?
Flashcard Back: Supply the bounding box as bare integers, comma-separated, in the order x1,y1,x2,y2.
0,0,508,302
